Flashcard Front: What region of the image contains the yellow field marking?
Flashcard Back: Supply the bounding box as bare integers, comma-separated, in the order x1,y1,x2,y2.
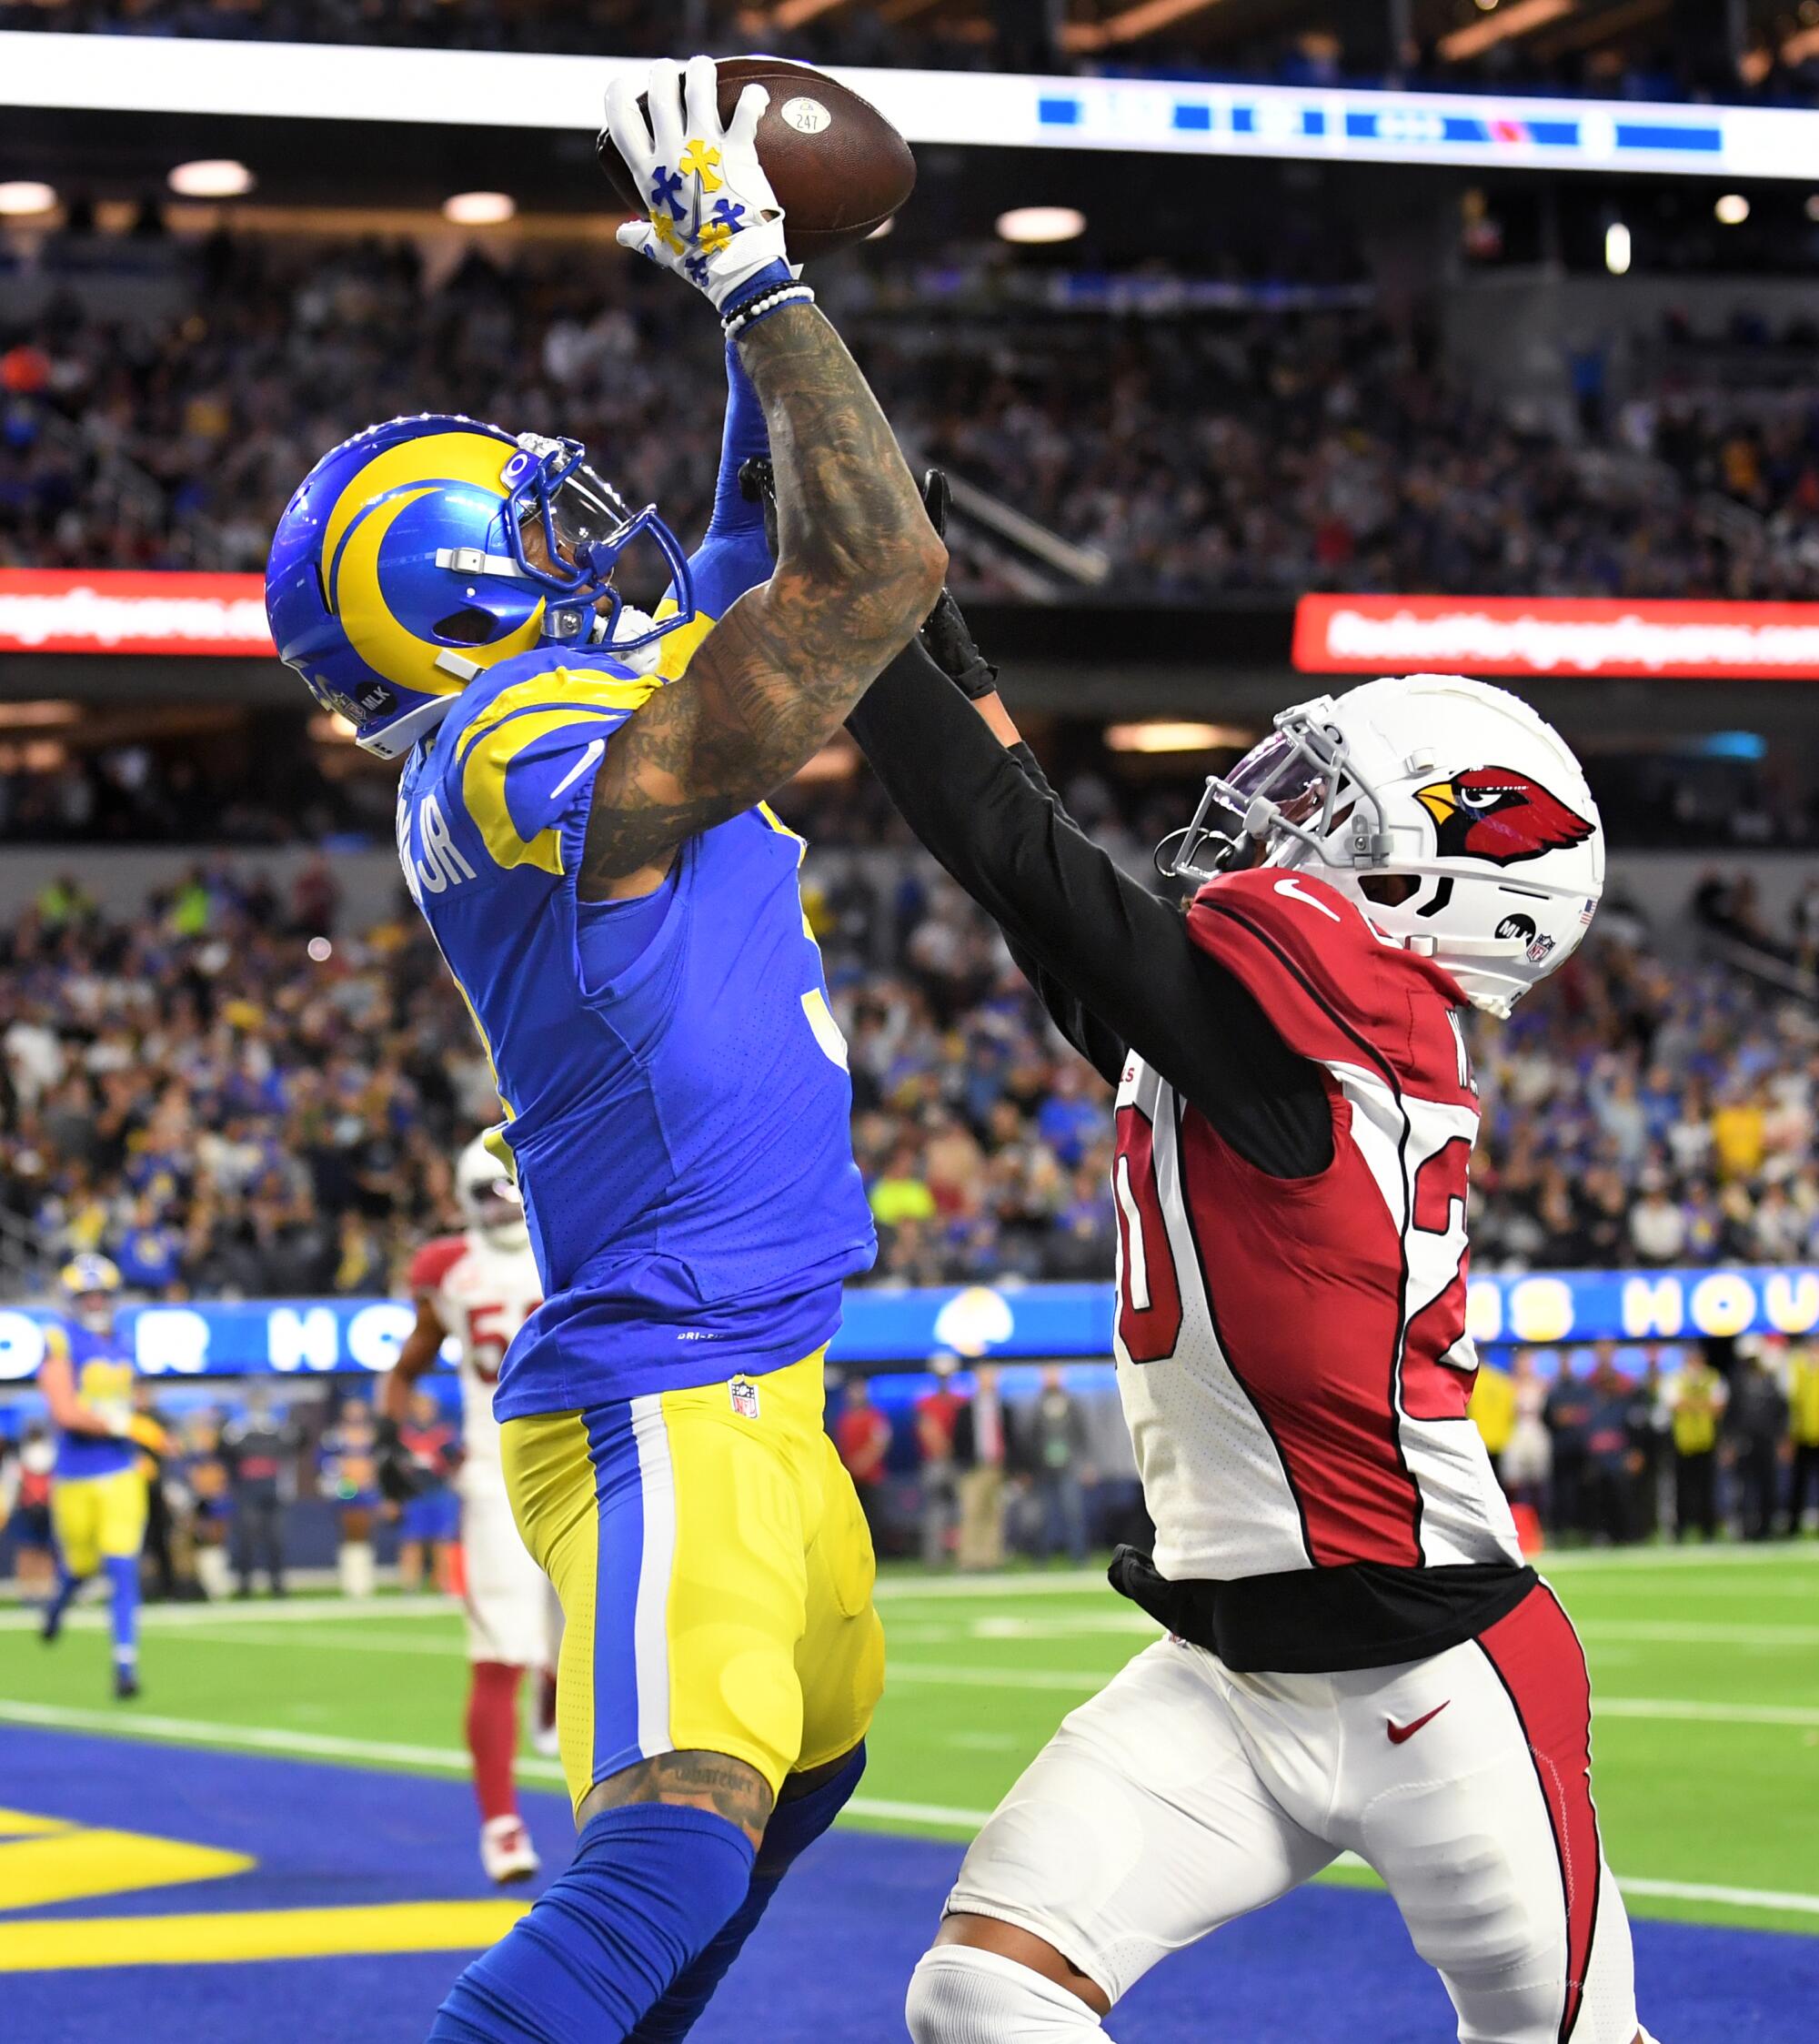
0,1812,252,1911
0,1899,528,1970
0,1809,74,1838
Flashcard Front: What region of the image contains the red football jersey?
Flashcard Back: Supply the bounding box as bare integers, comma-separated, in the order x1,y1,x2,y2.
1109,866,1519,1581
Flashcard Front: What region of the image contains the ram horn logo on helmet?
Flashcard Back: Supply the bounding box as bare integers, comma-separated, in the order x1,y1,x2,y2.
1413,767,1594,867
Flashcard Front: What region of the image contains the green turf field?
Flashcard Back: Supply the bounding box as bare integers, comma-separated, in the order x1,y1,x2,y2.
4,1544,1816,1937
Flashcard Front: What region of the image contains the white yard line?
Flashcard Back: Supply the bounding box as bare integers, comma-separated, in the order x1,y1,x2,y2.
0,1596,456,1632
4,1699,1814,1918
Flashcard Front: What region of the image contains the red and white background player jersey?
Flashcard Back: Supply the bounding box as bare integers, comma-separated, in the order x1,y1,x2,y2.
1110,866,1522,1585
407,1231,543,1493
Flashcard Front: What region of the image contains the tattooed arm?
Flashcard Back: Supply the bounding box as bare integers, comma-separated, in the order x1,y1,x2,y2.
578,305,946,899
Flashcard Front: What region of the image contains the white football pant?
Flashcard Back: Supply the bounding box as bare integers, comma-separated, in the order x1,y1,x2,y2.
932,1586,1643,2044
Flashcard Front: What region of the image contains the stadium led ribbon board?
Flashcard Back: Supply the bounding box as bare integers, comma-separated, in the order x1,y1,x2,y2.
0,569,273,657
1295,594,1819,680
1,1270,1816,1377
3,32,1818,180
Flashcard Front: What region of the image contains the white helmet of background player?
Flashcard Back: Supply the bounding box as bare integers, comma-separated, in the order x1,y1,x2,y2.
456,1134,529,1248
1160,674,1603,1019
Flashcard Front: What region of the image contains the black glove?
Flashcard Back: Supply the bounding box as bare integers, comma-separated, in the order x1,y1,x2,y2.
739,459,999,700
738,455,779,559
374,1415,425,1505
915,469,998,701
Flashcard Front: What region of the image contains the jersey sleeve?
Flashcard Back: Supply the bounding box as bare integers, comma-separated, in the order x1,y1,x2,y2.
407,1235,467,1300
1185,869,1474,1103
447,658,660,884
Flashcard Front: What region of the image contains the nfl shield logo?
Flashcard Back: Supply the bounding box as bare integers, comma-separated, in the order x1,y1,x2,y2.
729,1375,760,1420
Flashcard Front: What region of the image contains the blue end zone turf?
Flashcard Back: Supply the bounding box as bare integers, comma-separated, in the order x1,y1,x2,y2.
4,1729,1814,2042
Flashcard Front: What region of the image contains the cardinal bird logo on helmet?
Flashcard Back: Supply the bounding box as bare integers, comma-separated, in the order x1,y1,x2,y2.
1414,766,1594,868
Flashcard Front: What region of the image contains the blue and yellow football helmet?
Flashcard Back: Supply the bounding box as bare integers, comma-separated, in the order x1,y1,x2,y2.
266,416,698,760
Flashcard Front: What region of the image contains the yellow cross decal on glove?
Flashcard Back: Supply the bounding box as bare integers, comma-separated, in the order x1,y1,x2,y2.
696,220,733,257
678,139,725,193
648,210,688,256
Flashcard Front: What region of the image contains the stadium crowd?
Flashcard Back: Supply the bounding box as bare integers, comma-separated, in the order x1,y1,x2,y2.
3,849,1819,1300
9,230,1819,606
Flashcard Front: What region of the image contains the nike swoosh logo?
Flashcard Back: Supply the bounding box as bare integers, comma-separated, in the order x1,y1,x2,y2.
1273,875,1344,922
1386,1700,1450,1746
549,738,606,800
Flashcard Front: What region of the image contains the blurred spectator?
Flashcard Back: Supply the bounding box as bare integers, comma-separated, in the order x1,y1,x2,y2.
220,1385,298,1596
832,1376,892,1546
1582,1343,1638,1546
954,1364,1008,1571
1468,1356,1515,1485
317,1395,381,1597
1670,1351,1728,1540
1498,1350,1552,1516
1025,1364,1091,1564
914,1357,964,1568
1624,1349,1673,1540
179,1411,233,1601
1543,1356,1593,1537
1789,1341,1819,1534
5,1423,55,1596
135,1383,179,1600
1728,1344,1788,1542
395,1388,459,1593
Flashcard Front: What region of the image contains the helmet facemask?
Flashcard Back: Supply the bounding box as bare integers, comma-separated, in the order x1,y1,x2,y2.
498,435,695,657
1155,682,1603,1021
1157,707,1393,890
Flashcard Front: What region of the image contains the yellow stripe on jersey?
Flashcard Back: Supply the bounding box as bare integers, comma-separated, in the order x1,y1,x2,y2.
456,672,663,876
452,671,658,770
651,600,717,681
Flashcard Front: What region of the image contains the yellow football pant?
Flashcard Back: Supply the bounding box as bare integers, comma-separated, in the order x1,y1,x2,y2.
503,1348,885,1814
51,1467,147,1578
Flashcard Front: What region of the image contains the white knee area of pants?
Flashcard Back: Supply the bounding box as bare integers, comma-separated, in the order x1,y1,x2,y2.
906,1948,1109,2044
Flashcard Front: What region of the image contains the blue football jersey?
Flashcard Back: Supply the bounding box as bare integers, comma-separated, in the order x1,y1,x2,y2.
396,642,877,1417
45,1322,139,1479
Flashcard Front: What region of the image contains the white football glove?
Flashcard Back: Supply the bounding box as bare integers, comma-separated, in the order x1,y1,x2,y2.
605,55,796,317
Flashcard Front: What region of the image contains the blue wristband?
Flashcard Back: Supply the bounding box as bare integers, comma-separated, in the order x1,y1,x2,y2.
718,257,799,321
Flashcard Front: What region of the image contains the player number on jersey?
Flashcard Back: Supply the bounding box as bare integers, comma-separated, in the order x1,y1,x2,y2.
1112,1104,1182,1364
1401,1135,1475,1421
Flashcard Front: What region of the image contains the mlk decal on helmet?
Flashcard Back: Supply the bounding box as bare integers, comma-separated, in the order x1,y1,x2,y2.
1413,766,1595,867
1159,672,1604,1019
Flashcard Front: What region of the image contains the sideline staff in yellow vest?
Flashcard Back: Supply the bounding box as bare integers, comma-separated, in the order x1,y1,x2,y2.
1670,1353,1727,1541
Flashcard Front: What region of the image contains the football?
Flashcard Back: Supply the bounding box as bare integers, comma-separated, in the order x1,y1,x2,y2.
597,55,915,259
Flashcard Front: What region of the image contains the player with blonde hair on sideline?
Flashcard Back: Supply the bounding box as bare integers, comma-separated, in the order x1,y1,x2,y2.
38,1254,168,1700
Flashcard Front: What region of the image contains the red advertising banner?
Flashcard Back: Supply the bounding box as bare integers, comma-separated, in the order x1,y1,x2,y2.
0,569,275,656
1293,593,1819,680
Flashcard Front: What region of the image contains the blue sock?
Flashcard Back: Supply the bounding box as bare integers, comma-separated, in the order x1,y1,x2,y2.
625,1745,867,2043
45,1563,81,1626
104,1555,139,1670
429,1803,755,2044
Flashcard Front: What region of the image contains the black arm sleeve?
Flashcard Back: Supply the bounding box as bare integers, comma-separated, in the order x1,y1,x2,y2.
846,640,1332,1178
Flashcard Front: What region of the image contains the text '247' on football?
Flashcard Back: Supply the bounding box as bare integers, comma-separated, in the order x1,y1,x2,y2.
597,56,916,259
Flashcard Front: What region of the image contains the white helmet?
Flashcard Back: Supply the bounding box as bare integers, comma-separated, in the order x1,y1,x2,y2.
1161,674,1603,1018
455,1133,529,1247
